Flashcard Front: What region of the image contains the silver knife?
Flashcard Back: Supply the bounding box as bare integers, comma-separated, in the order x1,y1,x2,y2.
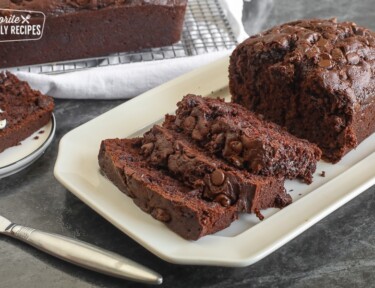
0,214,162,285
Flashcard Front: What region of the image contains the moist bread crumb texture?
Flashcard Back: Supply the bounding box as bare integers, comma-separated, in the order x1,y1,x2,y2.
98,95,323,240
229,18,375,163
173,94,321,184
0,72,54,153
99,137,239,241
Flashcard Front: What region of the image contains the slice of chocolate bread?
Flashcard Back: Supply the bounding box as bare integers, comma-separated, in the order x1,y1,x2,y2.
229,18,375,162
98,138,238,241
173,94,321,183
0,72,54,153
141,124,291,215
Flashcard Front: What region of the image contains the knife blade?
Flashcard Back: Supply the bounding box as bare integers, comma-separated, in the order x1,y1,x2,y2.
0,214,162,285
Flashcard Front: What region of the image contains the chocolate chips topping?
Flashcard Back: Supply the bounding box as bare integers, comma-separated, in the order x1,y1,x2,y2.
346,52,360,65
318,53,333,68
214,194,231,207
141,123,290,214
229,18,375,162
241,18,375,82
142,125,240,208
174,95,321,183
210,169,226,186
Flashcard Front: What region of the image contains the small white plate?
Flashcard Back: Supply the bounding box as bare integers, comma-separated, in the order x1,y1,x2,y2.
54,57,375,267
0,114,56,179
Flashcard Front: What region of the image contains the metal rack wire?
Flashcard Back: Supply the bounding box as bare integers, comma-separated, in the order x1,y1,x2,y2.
9,0,237,75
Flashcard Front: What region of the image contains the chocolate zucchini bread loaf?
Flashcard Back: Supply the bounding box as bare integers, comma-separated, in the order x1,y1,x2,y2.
0,72,54,153
0,0,187,68
141,124,291,214
98,97,300,239
173,94,321,183
99,138,238,241
229,18,375,162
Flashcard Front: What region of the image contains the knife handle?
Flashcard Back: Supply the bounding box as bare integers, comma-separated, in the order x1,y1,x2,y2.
5,224,162,285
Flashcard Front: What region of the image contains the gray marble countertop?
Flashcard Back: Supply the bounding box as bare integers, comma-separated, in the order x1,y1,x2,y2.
1,1,375,287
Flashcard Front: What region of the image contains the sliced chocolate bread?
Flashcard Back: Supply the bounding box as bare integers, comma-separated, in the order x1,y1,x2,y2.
0,72,54,153
99,138,238,241
141,124,291,214
173,94,321,183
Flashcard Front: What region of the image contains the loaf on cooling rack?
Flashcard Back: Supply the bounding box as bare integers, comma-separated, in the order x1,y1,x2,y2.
0,0,187,68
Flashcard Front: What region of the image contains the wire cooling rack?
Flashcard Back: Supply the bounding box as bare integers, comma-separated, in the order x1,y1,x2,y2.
10,0,237,75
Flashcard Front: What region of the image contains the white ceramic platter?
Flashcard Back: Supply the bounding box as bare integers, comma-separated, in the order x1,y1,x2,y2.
0,114,56,179
54,57,375,267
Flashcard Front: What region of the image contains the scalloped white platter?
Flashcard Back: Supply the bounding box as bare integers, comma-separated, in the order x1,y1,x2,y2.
54,57,375,267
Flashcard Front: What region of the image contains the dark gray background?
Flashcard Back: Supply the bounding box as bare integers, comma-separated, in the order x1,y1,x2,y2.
1,1,375,287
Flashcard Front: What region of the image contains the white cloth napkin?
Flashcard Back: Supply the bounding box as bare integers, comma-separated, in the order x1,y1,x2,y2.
15,0,247,100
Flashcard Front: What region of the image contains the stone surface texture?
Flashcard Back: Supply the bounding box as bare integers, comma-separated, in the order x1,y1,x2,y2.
1,1,375,287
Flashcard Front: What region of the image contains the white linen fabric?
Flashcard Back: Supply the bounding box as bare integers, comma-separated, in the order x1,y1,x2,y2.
15,1,247,99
